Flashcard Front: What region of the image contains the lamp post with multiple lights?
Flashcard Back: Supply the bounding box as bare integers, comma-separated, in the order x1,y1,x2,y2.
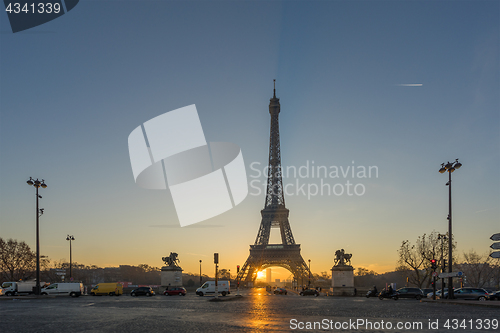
438,159,462,300
26,177,47,295
66,235,75,280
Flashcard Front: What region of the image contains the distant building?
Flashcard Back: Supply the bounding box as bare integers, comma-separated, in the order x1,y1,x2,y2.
266,268,272,284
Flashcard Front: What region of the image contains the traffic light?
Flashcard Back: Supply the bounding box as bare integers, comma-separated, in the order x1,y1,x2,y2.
214,253,219,264
443,259,447,269
430,259,437,270
237,265,240,273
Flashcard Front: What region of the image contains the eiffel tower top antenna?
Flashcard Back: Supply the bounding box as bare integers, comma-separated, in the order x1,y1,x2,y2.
273,79,276,98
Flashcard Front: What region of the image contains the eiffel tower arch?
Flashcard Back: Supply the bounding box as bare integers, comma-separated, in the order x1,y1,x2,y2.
237,81,310,285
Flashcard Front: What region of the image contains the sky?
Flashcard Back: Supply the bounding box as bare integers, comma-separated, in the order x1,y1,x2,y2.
1,0,499,280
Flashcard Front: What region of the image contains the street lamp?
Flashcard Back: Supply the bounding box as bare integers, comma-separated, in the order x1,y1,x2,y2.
308,259,311,287
66,235,75,279
26,177,47,295
439,159,462,300
199,260,202,286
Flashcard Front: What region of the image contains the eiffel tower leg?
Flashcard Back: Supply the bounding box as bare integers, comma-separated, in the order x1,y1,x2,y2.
246,267,257,283
237,259,250,283
237,256,262,284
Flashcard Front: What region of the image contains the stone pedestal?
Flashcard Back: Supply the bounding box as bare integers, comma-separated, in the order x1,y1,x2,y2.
331,265,355,296
161,266,183,288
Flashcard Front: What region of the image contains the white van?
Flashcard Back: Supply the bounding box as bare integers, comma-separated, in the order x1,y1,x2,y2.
41,283,84,297
196,281,230,296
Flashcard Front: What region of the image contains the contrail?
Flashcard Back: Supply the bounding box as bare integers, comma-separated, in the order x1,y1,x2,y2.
474,208,495,213
396,83,423,86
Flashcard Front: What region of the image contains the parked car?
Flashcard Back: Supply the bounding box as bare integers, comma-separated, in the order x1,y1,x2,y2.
395,287,424,300
274,288,287,295
299,288,319,297
427,288,449,299
164,287,186,296
487,291,500,301
421,288,433,295
130,287,155,296
443,288,488,300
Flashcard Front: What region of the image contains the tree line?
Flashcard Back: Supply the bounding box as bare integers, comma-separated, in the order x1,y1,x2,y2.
0,237,232,286
396,231,499,289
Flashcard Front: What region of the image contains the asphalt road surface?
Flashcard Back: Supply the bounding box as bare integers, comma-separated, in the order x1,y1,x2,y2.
2,290,499,332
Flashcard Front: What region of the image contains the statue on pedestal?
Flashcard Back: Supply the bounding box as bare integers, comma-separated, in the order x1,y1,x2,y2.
161,252,183,288
331,249,354,296
162,252,181,268
333,249,352,267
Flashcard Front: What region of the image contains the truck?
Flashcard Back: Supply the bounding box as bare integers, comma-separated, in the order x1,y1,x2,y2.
90,283,123,296
196,280,230,296
1,281,47,296
41,282,84,297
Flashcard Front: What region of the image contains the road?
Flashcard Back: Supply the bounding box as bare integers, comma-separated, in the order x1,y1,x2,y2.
2,290,499,332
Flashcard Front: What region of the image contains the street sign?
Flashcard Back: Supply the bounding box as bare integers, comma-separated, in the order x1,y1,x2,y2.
491,233,500,241
438,272,463,279
56,272,66,276
490,251,500,259
491,243,500,250
432,271,439,277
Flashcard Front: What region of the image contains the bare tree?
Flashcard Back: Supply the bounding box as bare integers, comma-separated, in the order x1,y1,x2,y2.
0,238,36,281
457,250,498,288
396,232,456,288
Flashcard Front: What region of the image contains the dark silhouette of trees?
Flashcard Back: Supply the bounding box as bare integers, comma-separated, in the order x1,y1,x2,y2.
218,268,231,280
396,231,456,288
0,238,36,281
457,250,499,288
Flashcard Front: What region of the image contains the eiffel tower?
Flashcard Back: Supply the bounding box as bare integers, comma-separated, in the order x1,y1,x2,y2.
237,81,310,285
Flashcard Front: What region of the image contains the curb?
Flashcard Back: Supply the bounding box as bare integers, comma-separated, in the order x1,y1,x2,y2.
421,298,500,308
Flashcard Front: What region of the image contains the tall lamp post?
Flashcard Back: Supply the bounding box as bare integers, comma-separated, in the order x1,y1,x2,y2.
308,259,311,287
439,159,462,300
66,235,75,279
199,260,202,286
26,177,47,295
